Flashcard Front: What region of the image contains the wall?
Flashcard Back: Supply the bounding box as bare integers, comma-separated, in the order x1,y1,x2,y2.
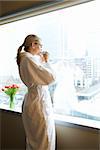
56,122,99,150
0,109,26,150
0,109,99,150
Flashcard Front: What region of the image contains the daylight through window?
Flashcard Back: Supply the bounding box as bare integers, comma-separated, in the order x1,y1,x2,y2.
0,0,100,129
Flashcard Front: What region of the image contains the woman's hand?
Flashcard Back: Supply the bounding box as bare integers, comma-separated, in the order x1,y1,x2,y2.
42,51,49,63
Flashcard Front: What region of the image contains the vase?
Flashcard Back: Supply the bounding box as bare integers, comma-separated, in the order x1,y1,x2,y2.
9,94,15,109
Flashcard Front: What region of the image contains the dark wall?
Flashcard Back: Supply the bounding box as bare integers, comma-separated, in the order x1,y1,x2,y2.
0,110,26,150
0,109,99,150
56,122,99,150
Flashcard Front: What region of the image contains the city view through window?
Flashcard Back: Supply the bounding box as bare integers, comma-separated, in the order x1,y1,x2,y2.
0,0,100,128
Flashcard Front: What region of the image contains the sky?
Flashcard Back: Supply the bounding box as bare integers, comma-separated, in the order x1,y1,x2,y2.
0,0,99,75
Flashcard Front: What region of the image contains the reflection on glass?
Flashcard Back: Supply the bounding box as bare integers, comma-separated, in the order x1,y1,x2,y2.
49,60,100,122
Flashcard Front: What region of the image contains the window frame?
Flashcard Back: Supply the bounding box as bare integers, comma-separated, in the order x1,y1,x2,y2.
0,0,93,25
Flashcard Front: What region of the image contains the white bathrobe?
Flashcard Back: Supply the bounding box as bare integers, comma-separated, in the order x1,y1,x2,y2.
19,52,55,150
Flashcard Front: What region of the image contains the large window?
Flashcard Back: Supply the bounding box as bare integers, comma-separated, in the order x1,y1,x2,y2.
0,0,100,129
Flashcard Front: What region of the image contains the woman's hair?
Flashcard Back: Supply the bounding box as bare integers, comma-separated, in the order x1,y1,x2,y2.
16,34,40,66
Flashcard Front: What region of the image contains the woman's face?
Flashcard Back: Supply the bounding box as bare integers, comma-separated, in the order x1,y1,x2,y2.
32,40,42,55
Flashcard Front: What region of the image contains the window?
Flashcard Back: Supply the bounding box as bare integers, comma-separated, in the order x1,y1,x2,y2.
0,0,100,129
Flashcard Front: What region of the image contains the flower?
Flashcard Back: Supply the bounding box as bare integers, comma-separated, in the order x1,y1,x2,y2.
2,84,19,95
2,84,19,108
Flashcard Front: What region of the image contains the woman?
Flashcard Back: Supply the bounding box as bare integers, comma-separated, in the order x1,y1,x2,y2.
16,34,55,150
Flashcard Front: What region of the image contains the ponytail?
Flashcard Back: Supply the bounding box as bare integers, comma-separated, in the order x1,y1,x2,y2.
16,44,23,66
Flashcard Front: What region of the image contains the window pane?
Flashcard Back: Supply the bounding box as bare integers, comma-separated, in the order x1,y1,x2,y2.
0,0,100,128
